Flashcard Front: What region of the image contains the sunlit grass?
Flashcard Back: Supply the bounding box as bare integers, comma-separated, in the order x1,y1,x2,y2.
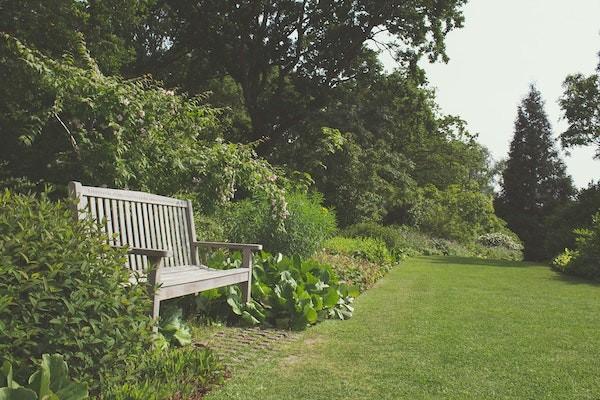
206,256,600,399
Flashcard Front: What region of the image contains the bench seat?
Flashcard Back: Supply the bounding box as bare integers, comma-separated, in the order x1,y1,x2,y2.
157,265,251,300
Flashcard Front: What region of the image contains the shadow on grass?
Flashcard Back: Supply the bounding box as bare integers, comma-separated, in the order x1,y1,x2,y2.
549,271,600,287
422,255,541,269
422,256,600,287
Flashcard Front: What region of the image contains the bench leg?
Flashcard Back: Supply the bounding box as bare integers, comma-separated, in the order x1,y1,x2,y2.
151,297,160,332
241,248,253,303
240,279,251,304
147,257,163,331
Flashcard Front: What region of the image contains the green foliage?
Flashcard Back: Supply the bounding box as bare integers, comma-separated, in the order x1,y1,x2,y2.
102,347,224,400
0,354,88,400
323,237,394,265
560,54,600,158
496,85,575,260
552,213,600,280
199,251,358,330
416,184,508,243
219,192,336,258
0,0,151,74
157,308,192,349
0,34,287,221
0,190,153,389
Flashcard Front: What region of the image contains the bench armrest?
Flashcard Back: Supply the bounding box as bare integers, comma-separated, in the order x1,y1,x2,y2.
192,241,263,251
128,247,172,259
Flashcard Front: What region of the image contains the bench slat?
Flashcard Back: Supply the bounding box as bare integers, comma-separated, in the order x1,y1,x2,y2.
78,185,188,207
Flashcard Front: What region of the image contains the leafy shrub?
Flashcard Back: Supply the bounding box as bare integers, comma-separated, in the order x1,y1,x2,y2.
0,191,154,388
0,354,88,400
551,248,577,273
197,251,358,330
477,232,523,251
341,222,407,257
323,236,394,264
219,192,337,258
552,213,600,280
102,347,224,400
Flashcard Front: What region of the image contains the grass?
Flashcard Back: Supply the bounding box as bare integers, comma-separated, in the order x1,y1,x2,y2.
205,256,600,399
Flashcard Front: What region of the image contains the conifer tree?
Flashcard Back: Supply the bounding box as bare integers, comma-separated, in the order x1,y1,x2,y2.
497,85,575,260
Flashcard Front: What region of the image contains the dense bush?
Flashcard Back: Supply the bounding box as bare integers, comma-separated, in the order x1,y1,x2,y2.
552,213,600,280
219,192,337,257
0,191,154,388
196,250,358,330
102,347,224,400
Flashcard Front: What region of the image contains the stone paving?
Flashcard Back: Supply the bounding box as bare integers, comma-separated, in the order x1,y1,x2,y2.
195,327,301,372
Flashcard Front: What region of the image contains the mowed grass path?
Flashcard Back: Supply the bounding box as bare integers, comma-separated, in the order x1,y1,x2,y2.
206,256,600,399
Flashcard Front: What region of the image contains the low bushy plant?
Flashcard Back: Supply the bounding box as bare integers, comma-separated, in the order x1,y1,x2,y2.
219,192,337,258
323,236,394,264
102,347,224,400
0,191,154,389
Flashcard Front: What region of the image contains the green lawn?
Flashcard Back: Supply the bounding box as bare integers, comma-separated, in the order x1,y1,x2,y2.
206,256,600,400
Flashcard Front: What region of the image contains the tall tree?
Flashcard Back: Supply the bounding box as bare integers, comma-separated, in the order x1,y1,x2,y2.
128,0,467,157
496,85,575,260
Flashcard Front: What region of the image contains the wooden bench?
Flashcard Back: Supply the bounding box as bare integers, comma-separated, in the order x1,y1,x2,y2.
68,181,262,319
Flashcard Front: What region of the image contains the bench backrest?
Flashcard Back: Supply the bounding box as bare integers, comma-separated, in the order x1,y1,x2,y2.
68,181,198,271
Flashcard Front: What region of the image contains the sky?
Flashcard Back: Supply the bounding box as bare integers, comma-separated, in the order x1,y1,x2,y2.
383,0,600,188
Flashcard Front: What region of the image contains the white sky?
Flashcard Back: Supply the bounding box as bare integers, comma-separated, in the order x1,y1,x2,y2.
382,0,600,188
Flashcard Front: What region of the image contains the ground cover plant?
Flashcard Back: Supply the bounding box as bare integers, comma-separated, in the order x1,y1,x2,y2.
205,257,600,399
102,347,224,400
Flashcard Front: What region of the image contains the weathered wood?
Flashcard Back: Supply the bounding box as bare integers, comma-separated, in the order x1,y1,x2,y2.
68,181,262,319
241,247,253,303
78,185,188,207
186,200,199,265
193,241,263,251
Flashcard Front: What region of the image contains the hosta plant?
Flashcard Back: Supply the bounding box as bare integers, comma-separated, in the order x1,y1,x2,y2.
0,354,88,400
200,251,359,330
156,307,192,348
